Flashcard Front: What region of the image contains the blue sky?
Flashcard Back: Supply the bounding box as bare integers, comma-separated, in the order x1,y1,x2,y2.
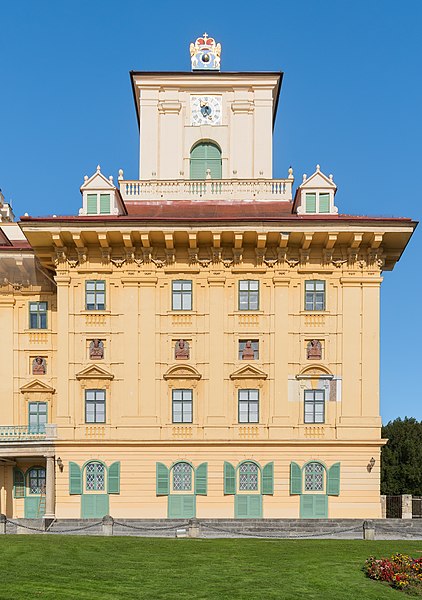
0,0,420,423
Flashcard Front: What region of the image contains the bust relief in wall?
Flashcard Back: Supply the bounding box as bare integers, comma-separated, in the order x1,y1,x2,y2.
175,339,190,360
89,339,104,360
307,340,322,360
32,356,46,375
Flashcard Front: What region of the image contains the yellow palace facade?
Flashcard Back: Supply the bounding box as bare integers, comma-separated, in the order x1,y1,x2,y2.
0,35,416,520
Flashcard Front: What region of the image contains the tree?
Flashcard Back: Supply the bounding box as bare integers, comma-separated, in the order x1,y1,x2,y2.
381,417,422,495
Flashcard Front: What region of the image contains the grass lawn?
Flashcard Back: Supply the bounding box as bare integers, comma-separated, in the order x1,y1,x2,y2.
1,537,421,599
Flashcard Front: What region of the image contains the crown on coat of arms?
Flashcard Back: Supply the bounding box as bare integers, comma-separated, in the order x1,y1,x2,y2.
190,33,221,71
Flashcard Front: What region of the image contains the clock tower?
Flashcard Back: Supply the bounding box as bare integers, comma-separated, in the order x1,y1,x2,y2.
130,34,282,181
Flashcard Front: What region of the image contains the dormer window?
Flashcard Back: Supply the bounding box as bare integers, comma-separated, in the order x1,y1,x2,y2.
87,193,111,215
305,192,330,214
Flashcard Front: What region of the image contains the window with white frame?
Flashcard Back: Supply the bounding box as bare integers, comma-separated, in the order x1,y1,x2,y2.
239,280,259,311
29,302,48,329
305,192,330,214
305,280,325,311
85,461,106,491
172,280,192,311
239,462,259,491
172,389,193,423
85,389,106,423
86,280,106,311
238,389,259,423
304,389,325,424
304,462,325,491
172,462,193,491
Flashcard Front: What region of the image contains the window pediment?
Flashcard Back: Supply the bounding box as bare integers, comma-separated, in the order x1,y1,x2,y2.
296,365,333,379
76,365,114,380
163,364,202,381
230,364,267,380
20,379,55,394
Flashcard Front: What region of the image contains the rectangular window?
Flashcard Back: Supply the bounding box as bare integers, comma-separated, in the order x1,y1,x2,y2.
172,280,192,311
305,280,325,311
29,302,48,329
99,194,111,214
172,389,193,423
239,280,259,311
28,402,47,434
86,280,106,310
305,193,316,213
238,389,259,423
304,389,325,423
239,340,259,360
87,194,97,215
85,389,106,423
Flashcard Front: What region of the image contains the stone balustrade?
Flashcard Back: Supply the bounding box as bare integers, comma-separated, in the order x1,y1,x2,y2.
0,424,57,442
120,178,293,202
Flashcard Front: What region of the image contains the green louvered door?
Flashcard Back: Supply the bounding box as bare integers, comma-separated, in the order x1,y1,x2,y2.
81,494,109,519
168,495,196,518
24,497,45,518
190,143,222,180
235,495,262,518
300,494,328,518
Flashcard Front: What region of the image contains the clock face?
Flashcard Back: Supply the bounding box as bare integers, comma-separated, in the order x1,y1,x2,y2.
191,96,222,126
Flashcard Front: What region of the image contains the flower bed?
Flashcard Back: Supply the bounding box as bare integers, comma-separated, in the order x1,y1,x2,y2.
364,554,422,595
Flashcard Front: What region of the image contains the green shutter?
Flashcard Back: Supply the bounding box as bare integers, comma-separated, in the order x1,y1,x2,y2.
327,462,341,496
168,494,195,518
69,462,82,495
108,461,120,494
100,194,111,214
290,462,302,495
315,495,328,518
190,143,222,180
224,461,236,495
262,462,274,495
300,494,314,518
305,193,316,213
156,462,169,496
81,494,109,519
13,468,25,498
319,193,330,213
87,194,97,214
235,495,263,518
195,462,208,495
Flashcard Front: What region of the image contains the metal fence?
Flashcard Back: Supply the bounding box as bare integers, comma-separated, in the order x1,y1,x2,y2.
412,497,422,518
386,495,403,518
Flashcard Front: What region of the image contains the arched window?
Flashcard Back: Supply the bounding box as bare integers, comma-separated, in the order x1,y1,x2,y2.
304,462,325,492
190,142,222,180
85,461,106,492
238,461,259,492
172,462,193,492
27,467,46,495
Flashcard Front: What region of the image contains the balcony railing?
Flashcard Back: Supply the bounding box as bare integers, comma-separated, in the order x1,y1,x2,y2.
119,178,293,203
0,424,57,442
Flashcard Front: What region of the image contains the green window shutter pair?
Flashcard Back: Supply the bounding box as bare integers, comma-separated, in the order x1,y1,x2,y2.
69,461,121,495
235,495,263,518
190,143,222,180
168,495,196,518
290,461,340,495
327,462,340,496
87,194,97,214
13,468,25,498
156,462,208,495
224,461,274,495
